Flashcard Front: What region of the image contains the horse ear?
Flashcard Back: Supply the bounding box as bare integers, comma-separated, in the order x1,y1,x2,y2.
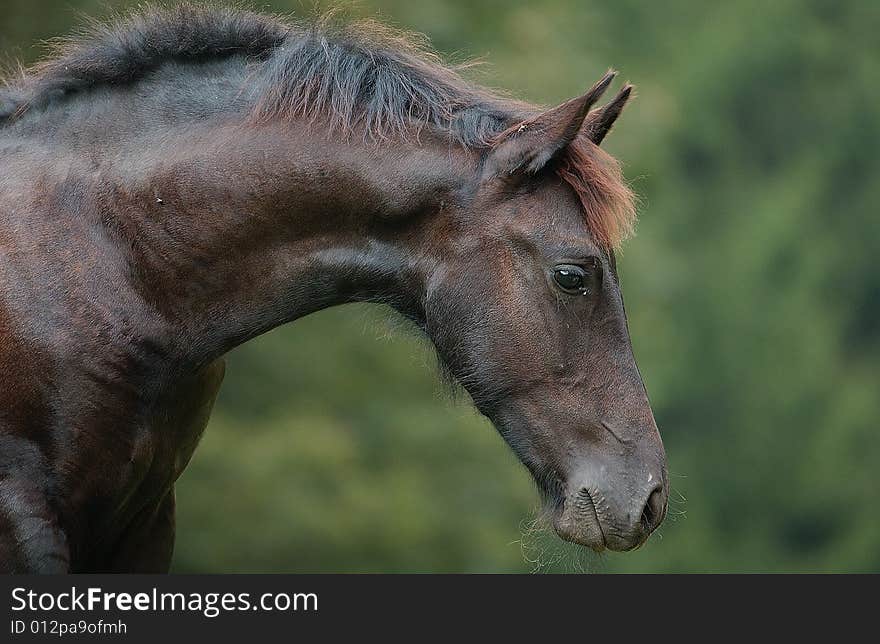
585,84,633,145
485,70,617,178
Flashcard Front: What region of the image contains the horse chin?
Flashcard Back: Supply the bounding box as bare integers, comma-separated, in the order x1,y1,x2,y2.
552,498,651,553
551,499,607,553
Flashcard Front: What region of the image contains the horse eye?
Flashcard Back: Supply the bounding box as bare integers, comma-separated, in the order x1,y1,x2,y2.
553,265,588,294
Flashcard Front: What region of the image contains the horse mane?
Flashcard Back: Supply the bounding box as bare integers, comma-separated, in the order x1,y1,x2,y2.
0,3,635,248
0,5,287,119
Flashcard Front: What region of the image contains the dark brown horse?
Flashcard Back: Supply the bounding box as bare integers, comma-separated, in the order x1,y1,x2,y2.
0,5,667,572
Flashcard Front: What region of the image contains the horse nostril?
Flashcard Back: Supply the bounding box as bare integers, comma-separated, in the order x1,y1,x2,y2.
640,486,666,535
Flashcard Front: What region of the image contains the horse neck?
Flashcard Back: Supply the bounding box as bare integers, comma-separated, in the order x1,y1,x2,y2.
113,117,473,367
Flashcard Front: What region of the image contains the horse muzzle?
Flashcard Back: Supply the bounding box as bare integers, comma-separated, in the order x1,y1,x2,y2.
552,478,668,552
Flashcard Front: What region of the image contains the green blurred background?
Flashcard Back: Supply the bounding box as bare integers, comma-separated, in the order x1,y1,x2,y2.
3,0,878,572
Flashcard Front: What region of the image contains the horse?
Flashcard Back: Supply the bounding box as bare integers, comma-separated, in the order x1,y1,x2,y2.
0,5,667,572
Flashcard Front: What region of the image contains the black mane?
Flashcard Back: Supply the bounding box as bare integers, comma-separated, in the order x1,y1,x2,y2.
0,5,284,118
0,3,524,145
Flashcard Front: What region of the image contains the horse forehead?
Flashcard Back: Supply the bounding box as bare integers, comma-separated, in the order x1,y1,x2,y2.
475,177,592,239
491,202,595,248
